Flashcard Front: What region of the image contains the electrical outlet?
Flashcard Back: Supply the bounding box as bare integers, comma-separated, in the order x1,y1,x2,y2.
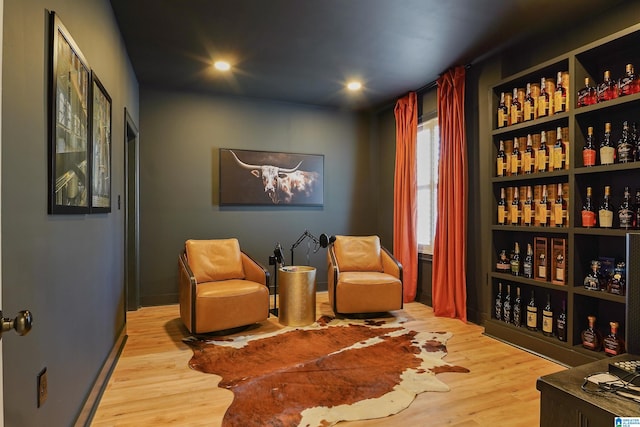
37,367,47,408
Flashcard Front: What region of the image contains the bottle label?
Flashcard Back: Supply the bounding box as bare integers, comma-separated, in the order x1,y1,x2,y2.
618,143,632,162
542,310,553,333
600,146,615,165
599,209,613,228
554,92,565,113
510,205,519,224
497,110,507,128
522,152,533,173
619,208,633,228
510,105,522,124
538,205,548,225
583,149,596,166
498,206,506,224
523,204,532,225
497,158,504,176
604,338,621,355
527,306,537,329
513,305,521,326
537,151,548,171
523,261,533,278
584,275,600,290
556,266,564,282
582,329,596,349
553,146,564,169
538,265,547,279
495,299,502,320
557,319,566,341
554,203,565,226
581,210,596,227
537,96,548,117
510,259,520,275
511,155,519,175
523,101,534,121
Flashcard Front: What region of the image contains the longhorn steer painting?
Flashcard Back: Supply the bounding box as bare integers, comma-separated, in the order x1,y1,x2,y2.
219,148,324,206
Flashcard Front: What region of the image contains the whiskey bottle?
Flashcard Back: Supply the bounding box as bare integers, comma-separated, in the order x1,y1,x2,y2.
583,126,597,167
553,183,566,227
618,186,635,230
523,83,535,121
553,71,567,114
597,70,618,102
581,186,596,228
577,77,597,107
503,284,512,323
538,252,547,281
510,187,521,225
633,122,640,162
513,286,522,327
523,186,534,226
603,321,625,356
496,249,511,273
582,316,603,351
542,294,554,337
555,250,565,283
497,187,507,225
523,243,533,278
636,189,640,229
522,134,536,174
510,241,521,276
537,77,550,118
598,185,614,228
526,290,538,331
607,262,626,296
584,260,603,291
617,121,634,163
495,282,503,321
600,122,615,165
497,92,508,128
510,138,521,176
618,63,638,97
557,300,567,342
510,87,523,125
552,126,565,170
537,131,549,172
497,139,507,176
538,184,550,227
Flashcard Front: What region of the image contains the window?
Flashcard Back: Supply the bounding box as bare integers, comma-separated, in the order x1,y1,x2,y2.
416,115,439,255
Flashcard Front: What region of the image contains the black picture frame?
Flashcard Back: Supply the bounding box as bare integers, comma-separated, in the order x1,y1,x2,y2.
89,73,112,213
48,12,91,214
220,148,324,206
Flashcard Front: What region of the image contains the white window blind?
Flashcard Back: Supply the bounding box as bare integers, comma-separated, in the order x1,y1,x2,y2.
416,116,439,255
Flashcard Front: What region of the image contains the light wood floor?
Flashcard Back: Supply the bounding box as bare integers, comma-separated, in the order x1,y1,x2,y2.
91,292,565,426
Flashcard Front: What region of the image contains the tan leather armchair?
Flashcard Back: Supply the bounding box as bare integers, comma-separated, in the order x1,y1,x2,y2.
178,238,270,334
328,235,403,315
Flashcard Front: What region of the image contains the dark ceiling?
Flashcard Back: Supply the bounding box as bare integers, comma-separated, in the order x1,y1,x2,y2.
109,0,620,111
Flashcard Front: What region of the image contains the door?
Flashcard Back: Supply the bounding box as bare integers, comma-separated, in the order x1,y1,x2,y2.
125,109,140,311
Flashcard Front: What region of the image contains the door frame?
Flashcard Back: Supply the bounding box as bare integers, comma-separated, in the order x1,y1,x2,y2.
124,108,140,312
0,0,6,423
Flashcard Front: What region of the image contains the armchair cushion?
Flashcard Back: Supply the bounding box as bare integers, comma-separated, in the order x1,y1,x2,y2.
185,238,245,283
333,235,383,272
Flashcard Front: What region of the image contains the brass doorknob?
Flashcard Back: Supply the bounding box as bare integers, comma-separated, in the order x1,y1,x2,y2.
1,310,33,337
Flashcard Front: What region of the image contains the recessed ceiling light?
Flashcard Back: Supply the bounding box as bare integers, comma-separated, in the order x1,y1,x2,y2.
214,60,231,71
347,81,362,91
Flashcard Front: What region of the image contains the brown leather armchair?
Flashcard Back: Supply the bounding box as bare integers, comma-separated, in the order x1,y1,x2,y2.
328,235,403,315
178,238,270,334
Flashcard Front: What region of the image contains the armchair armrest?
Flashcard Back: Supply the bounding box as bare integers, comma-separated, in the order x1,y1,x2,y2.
241,252,270,287
178,251,197,332
327,246,340,312
381,246,403,281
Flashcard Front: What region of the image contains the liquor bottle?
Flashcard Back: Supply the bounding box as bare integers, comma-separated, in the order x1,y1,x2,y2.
583,126,597,167
581,315,603,351
510,187,521,225
618,63,638,97
497,140,507,176
523,83,535,121
523,243,533,278
597,70,618,102
607,262,626,296
523,186,534,226
495,282,503,321
600,122,615,165
497,92,508,128
554,71,567,114
513,286,522,327
522,134,536,174
577,77,597,107
581,186,596,228
618,186,635,230
503,284,512,323
598,185,614,228
537,131,549,172
538,251,547,280
603,321,625,356
538,184,550,227
555,250,565,283
510,87,523,125
510,241,521,276
537,77,550,118
617,121,634,163
556,300,567,342
633,122,640,162
584,260,603,291
497,187,507,225
636,189,640,229
496,249,511,273
526,290,538,331
510,138,521,176
553,126,565,170
553,182,566,227
542,294,554,337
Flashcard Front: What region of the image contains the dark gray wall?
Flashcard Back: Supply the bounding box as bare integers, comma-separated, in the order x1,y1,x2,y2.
138,88,378,305
2,0,138,425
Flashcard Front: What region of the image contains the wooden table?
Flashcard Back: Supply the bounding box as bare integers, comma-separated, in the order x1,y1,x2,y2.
537,353,640,426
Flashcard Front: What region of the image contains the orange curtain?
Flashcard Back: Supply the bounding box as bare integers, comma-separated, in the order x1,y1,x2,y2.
393,92,418,303
433,66,467,321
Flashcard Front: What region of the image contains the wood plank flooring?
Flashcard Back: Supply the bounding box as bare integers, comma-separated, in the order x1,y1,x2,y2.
90,292,565,426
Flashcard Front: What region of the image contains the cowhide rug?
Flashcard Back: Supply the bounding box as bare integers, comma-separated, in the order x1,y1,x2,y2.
184,315,469,427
